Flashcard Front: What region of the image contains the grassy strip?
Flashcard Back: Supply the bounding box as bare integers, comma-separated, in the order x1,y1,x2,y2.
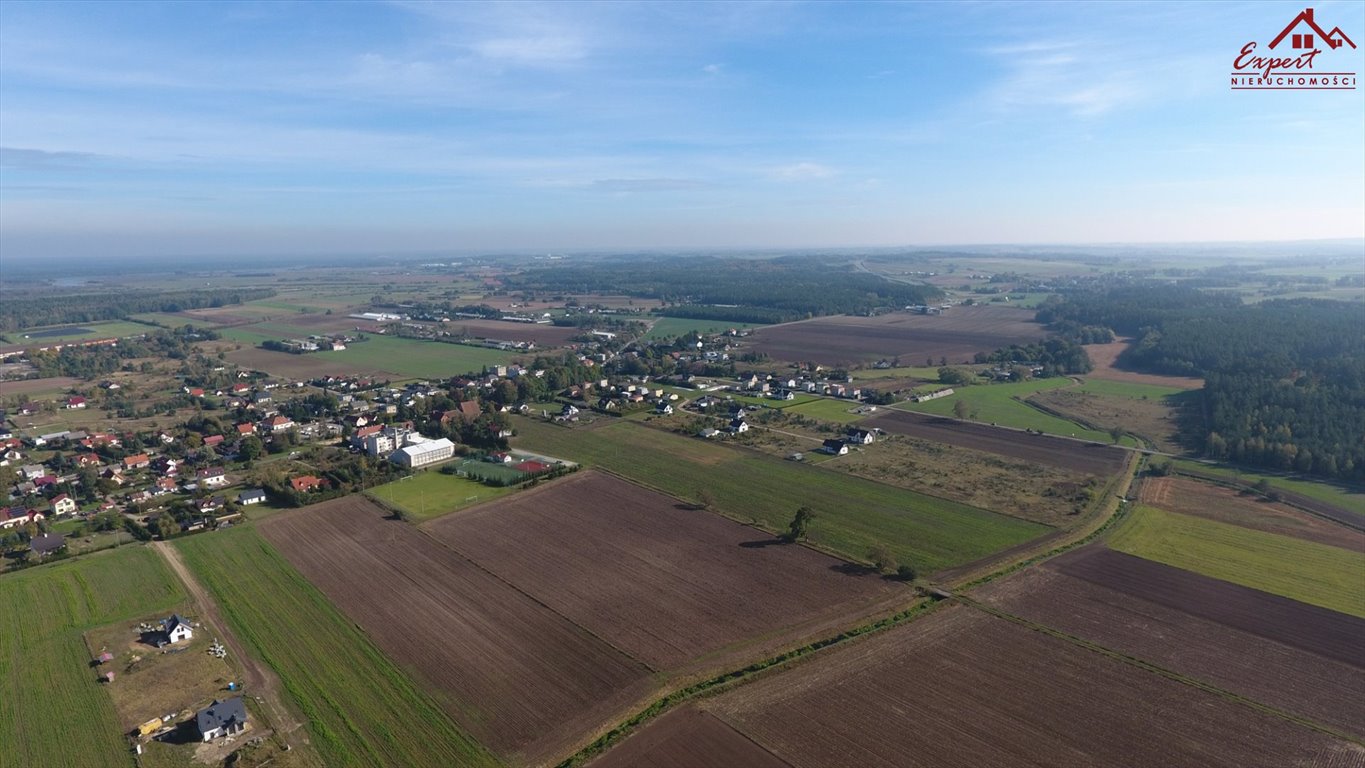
557,598,940,767
959,597,1365,748
366,470,516,522
893,378,1117,442
513,418,1048,574
0,546,186,768
174,527,501,768
1109,505,1365,617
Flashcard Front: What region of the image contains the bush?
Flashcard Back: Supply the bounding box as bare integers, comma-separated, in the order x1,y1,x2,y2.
896,563,917,581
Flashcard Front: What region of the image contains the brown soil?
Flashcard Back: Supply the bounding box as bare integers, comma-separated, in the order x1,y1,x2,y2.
1140,476,1365,550
749,305,1045,367
423,471,907,673
975,546,1365,739
260,495,654,766
0,376,82,397
440,318,581,345
586,707,791,768
697,605,1364,767
865,409,1128,475
1085,339,1204,389
151,542,308,750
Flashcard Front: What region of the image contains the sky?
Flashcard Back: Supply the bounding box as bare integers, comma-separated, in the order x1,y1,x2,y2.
1,0,1363,260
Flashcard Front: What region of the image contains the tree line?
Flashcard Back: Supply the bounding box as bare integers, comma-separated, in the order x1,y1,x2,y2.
0,287,275,332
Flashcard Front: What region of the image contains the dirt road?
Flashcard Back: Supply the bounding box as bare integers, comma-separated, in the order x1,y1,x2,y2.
152,541,308,750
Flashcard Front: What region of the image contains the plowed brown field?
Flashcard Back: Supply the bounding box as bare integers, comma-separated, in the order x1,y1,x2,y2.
977,546,1365,739
260,495,654,766
586,707,790,768
423,471,906,672
865,409,1127,475
443,318,580,345
1085,339,1204,389
749,305,1044,366
1140,476,1365,550
690,605,1365,768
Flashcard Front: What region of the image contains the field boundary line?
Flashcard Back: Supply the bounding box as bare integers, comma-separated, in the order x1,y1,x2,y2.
957,596,1365,748
1174,468,1365,533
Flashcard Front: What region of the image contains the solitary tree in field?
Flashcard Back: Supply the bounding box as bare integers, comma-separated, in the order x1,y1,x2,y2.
868,543,898,574
1109,426,1124,444
952,399,970,420
786,506,815,542
897,563,917,581
696,488,716,512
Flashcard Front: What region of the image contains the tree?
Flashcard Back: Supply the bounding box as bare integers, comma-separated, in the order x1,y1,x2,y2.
896,563,917,581
1108,426,1125,444
786,506,815,542
952,399,970,420
238,436,263,462
868,543,897,574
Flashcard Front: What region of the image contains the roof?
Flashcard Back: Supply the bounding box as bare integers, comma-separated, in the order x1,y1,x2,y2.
239,488,267,500
822,438,847,449
161,614,191,634
1270,7,1356,49
196,698,248,735
290,475,324,491
30,533,65,555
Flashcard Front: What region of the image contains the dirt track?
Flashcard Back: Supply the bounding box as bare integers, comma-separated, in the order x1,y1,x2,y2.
152,541,307,749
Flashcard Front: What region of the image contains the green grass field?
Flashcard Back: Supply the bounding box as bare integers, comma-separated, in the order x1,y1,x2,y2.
225,329,521,380
2,320,154,345
1109,505,1365,618
894,378,1128,443
175,527,500,768
784,398,873,424
0,546,186,768
850,366,960,381
512,418,1047,573
367,470,515,522
1171,459,1365,518
645,316,763,340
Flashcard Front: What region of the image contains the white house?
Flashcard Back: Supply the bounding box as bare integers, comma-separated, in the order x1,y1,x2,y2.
196,698,247,742
238,489,267,506
391,436,455,468
197,467,229,488
847,429,875,445
50,494,77,516
822,439,849,455
161,614,194,644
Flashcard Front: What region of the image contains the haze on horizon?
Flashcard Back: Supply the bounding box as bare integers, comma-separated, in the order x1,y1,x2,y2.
1,0,1363,262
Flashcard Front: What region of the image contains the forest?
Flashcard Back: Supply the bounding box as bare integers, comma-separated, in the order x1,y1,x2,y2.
1039,286,1364,480
503,256,940,322
0,287,275,331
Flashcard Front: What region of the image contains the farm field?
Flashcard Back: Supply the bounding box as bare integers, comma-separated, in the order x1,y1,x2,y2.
511,418,1047,574
587,707,791,768
226,334,520,381
425,471,906,672
782,397,874,423
367,469,516,522
174,527,500,768
665,605,1365,768
976,546,1365,738
1029,383,1188,452
1140,475,1365,550
1084,339,1204,389
891,377,1134,444
747,305,1044,367
0,375,82,398
1109,505,1365,617
0,546,186,768
441,317,581,345
1173,459,1365,521
864,409,1128,475
0,320,153,346
825,434,1099,526
645,316,763,340
260,496,653,766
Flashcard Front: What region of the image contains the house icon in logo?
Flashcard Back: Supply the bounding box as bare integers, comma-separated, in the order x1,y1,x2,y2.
1269,8,1357,50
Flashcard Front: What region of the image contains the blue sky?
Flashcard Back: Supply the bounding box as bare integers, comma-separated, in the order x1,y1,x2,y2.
1,0,1362,259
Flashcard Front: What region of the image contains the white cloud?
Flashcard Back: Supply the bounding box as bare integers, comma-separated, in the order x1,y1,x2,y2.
770,162,837,181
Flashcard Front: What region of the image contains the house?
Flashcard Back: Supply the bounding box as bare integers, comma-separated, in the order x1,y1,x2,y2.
0,508,42,529
194,497,224,514
847,428,875,445
238,488,267,506
186,387,205,398
123,454,151,470
20,464,48,481
29,533,65,558
252,391,273,405
236,423,256,436
66,396,86,409
203,434,225,448
155,477,179,494
822,439,849,456
728,418,749,434
161,614,194,644
197,467,229,488
50,494,77,516
267,415,294,433
74,453,102,468
1269,7,1357,51
656,402,674,415
196,698,248,742
698,428,720,439
290,475,325,493
487,451,514,464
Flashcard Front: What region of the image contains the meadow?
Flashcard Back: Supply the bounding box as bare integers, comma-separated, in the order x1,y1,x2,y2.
226,333,520,381
0,546,185,768
782,397,875,424
893,378,1133,444
512,418,1047,574
367,469,516,522
1,320,154,346
1108,505,1365,618
644,316,763,340
174,527,500,768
